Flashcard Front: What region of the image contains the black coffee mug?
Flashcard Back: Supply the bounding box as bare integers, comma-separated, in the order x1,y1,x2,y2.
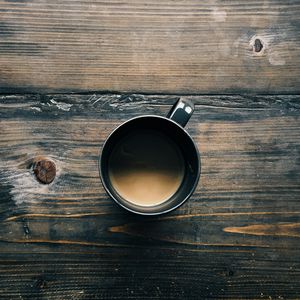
99,99,200,215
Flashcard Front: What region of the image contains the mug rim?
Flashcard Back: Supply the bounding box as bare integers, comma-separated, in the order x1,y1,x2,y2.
99,115,200,215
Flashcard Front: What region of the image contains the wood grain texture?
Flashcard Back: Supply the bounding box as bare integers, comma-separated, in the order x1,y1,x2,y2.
0,94,299,299
0,0,300,94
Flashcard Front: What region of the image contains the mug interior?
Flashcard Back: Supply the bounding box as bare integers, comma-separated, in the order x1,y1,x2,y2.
100,116,200,215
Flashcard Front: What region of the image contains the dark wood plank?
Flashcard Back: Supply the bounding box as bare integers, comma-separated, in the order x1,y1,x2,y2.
0,94,299,299
0,1,300,94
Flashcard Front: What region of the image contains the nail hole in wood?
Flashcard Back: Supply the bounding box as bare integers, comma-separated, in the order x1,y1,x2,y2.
254,38,263,53
33,159,56,184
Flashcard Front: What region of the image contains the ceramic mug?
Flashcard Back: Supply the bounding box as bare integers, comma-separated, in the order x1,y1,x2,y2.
99,99,200,215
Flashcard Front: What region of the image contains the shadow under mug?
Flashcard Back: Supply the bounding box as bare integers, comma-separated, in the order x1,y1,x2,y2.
99,99,200,215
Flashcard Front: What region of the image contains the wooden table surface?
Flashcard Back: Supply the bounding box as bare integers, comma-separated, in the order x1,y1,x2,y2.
0,1,299,299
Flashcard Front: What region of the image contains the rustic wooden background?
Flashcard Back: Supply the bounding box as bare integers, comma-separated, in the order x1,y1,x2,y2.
0,0,300,299
1,0,300,94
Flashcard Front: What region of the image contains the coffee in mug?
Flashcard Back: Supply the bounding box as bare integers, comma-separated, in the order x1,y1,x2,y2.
108,129,185,206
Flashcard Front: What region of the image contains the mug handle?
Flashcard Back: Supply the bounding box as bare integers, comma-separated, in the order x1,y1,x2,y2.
167,99,194,127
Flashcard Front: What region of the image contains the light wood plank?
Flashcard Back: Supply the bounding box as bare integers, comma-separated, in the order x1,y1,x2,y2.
0,0,299,93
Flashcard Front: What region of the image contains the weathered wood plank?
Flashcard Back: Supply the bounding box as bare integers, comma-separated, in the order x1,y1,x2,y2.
0,1,300,94
0,94,299,299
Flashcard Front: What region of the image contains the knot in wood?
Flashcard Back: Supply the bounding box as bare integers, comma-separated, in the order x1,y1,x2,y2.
33,159,56,184
254,38,263,53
